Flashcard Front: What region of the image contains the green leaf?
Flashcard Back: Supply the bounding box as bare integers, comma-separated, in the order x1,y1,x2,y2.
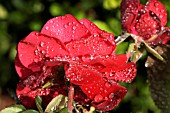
45,95,67,113
115,42,129,54
29,21,42,31
103,0,121,10
131,48,144,63
0,4,8,19
0,104,26,113
108,18,122,35
49,3,63,16
59,108,68,113
143,41,164,61
21,110,39,113
35,95,43,113
42,81,51,89
93,20,113,33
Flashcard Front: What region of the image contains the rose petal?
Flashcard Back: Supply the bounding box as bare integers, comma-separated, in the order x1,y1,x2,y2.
135,12,161,39
120,0,139,32
80,19,116,46
15,55,33,79
80,80,127,111
92,94,122,112
102,62,136,83
41,14,91,43
73,86,91,105
16,84,36,109
16,74,66,109
157,28,170,44
80,80,126,99
17,32,69,69
16,83,59,109
80,54,127,71
80,19,101,33
120,0,139,15
66,33,115,57
97,54,127,67
65,62,102,85
146,0,167,26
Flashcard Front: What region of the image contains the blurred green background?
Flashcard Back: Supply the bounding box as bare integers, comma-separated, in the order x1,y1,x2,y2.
0,0,170,112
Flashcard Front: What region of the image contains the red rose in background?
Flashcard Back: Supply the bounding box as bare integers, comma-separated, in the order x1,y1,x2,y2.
121,0,170,44
15,14,136,112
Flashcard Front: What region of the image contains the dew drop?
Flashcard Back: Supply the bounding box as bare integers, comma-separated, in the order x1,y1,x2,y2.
154,2,159,7
49,20,54,23
109,93,115,99
68,22,72,26
35,32,39,36
40,42,45,47
61,16,66,20
72,26,76,30
45,26,49,30
100,87,103,91
34,50,38,55
19,54,23,57
64,24,68,28
161,9,165,13
94,94,103,103
105,82,111,88
34,58,39,62
41,50,46,54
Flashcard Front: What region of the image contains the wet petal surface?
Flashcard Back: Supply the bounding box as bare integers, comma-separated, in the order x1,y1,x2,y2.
103,62,136,83
147,0,167,26
15,55,33,79
80,79,127,111
66,33,114,57
65,62,102,85
41,14,91,43
120,0,139,32
17,32,69,69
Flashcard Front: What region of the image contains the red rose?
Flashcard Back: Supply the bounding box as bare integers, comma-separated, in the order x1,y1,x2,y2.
15,14,136,111
121,0,170,44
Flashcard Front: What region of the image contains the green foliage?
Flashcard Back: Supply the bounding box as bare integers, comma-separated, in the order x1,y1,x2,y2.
0,105,26,113
35,95,43,113
103,0,121,10
116,42,129,54
0,104,39,113
45,95,67,113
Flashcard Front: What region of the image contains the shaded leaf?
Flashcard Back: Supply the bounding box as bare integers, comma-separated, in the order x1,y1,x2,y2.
103,0,121,10
59,108,68,113
35,95,43,113
21,110,39,113
45,95,67,113
143,41,164,61
116,42,129,54
0,104,26,113
131,47,144,63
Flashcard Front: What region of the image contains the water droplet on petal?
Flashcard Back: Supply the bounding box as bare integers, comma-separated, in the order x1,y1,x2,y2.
109,93,115,99
41,50,46,54
154,2,159,7
34,58,39,62
94,94,103,103
100,87,103,91
105,82,111,88
40,42,45,47
72,26,76,30
45,26,49,30
64,24,68,28
49,20,54,23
